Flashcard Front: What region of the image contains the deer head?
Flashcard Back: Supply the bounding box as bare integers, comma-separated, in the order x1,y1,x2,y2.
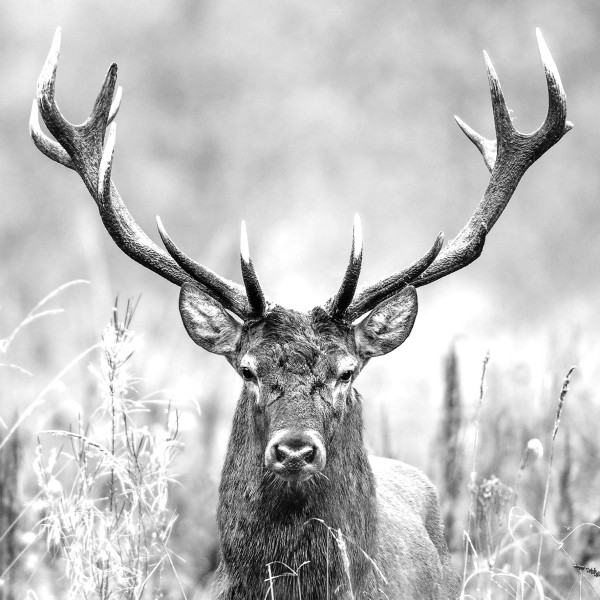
178,229,419,483
31,28,571,487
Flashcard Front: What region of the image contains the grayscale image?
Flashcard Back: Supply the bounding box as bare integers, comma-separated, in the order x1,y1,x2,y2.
1,2,599,599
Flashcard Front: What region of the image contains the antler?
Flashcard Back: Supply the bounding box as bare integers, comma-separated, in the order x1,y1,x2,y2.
328,29,572,323
328,214,363,317
30,28,267,320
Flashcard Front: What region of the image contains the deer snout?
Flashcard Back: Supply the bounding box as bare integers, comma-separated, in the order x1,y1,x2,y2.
265,430,326,482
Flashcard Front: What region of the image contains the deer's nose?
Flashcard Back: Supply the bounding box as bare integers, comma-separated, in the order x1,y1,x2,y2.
265,430,326,481
275,442,315,464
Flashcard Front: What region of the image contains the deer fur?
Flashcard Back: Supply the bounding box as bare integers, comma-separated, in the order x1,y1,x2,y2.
182,287,460,599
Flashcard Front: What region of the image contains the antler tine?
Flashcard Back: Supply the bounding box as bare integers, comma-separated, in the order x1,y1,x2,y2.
327,214,363,318
83,63,119,138
484,49,514,162
454,115,495,174
240,222,268,318
156,217,250,317
29,99,72,167
535,28,573,142
343,233,444,322
30,29,75,168
36,28,71,139
32,28,254,320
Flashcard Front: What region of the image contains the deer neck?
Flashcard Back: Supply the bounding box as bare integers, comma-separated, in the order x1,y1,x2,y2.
216,389,378,595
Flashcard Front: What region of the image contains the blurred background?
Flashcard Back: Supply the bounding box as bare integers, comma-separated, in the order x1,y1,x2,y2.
1,0,600,597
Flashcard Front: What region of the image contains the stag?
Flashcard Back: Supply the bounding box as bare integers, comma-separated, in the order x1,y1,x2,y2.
31,28,570,599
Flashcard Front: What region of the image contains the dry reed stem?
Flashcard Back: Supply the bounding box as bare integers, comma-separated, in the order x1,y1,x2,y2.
462,351,490,585
535,366,576,578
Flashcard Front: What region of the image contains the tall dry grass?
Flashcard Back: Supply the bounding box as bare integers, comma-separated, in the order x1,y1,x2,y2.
1,287,187,600
448,353,600,600
34,298,183,600
1,283,600,599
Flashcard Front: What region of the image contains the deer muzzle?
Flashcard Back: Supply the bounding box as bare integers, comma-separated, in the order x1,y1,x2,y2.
265,429,326,482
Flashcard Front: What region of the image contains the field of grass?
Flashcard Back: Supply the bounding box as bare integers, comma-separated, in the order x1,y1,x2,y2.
1,283,599,600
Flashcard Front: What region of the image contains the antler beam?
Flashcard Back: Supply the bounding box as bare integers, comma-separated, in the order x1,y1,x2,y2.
30,28,267,320
331,29,572,323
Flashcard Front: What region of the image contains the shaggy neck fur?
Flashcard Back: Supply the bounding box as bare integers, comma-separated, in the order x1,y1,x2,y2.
216,388,378,599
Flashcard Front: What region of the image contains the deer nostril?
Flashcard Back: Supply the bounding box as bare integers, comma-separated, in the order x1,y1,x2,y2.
274,444,289,463
299,446,315,463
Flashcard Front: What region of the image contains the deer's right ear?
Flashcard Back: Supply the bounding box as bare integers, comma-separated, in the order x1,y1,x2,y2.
353,286,418,359
179,283,242,358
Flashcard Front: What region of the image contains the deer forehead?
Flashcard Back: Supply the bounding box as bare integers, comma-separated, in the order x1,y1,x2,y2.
240,308,356,378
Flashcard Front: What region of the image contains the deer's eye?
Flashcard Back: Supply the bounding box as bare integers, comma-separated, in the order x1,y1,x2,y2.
339,370,354,383
241,367,256,382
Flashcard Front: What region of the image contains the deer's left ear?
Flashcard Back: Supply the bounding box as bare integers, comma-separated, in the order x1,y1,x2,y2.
179,283,242,359
353,286,418,359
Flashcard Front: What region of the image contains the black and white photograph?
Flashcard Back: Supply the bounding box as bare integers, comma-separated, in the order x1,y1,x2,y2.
1,1,599,598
